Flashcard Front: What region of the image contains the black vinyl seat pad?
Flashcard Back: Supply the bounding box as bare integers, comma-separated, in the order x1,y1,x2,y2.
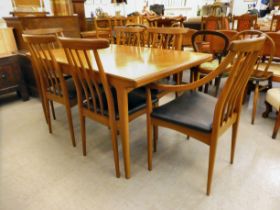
151,91,217,133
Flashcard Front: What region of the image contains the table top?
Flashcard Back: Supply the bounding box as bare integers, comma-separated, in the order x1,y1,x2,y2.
53,44,212,87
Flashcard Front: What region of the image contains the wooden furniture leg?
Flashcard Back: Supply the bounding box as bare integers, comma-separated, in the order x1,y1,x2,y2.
251,81,259,124
272,110,280,139
116,86,131,178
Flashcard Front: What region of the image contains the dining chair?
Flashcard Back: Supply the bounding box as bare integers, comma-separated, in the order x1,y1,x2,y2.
93,17,113,43
232,30,276,125
270,14,280,32
23,34,77,147
114,26,146,46
201,16,226,30
191,30,230,96
263,88,280,139
58,37,158,177
232,14,258,32
146,34,266,195
23,28,65,123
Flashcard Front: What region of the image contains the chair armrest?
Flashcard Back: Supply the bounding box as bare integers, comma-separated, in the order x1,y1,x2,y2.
148,52,235,92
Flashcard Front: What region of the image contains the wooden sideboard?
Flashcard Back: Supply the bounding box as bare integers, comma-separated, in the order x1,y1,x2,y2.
3,15,81,50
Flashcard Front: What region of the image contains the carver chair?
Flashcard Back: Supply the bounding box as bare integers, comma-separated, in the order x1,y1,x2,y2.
146,35,266,195
23,34,77,147
59,37,158,177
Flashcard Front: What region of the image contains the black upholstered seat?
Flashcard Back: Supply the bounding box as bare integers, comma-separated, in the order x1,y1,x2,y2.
151,91,216,133
84,87,158,119
65,78,77,100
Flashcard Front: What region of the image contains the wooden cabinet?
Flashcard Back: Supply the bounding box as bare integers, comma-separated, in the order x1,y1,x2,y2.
0,54,29,101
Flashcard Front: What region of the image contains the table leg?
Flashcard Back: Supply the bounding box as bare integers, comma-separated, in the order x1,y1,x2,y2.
116,86,131,178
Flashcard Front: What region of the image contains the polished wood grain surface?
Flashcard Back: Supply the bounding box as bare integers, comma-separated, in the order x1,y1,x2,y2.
52,44,212,87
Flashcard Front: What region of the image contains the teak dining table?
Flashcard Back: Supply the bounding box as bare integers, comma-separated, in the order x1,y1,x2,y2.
51,44,212,178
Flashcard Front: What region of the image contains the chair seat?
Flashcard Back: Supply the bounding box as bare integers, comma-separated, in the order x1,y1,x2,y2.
258,62,280,77
151,91,217,133
266,88,280,110
84,87,158,119
198,59,231,74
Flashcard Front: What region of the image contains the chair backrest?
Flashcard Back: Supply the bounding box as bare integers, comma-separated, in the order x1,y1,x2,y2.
58,37,115,118
232,30,275,73
114,26,146,46
270,15,280,32
22,34,67,98
212,35,266,133
192,30,229,61
201,16,223,30
93,17,113,42
23,28,64,36
147,27,186,50
182,28,197,47
111,16,126,27
23,28,64,48
265,32,280,59
218,30,238,42
232,14,258,31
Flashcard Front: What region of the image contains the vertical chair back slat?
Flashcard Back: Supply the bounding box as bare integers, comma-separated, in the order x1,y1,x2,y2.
59,38,114,118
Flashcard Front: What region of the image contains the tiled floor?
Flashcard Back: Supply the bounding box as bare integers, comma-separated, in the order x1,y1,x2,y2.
1,91,280,210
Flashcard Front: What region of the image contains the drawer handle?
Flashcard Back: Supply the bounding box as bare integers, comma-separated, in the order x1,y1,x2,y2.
1,73,7,80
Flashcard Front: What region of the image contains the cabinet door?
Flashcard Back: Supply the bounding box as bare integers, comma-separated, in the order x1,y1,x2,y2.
0,63,21,90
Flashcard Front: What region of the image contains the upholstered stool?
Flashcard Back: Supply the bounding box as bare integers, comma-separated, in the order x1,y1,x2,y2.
263,88,280,139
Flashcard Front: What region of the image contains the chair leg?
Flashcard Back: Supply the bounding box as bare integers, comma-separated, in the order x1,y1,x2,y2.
230,122,239,164
214,76,221,97
50,100,56,120
262,101,272,118
110,122,120,178
251,82,259,125
147,118,153,171
80,115,86,156
65,103,76,147
272,110,280,139
206,142,217,196
45,99,52,134
153,125,158,152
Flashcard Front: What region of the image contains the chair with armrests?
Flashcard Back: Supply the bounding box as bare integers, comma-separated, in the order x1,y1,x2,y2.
270,15,280,32
146,35,266,195
23,34,77,147
232,30,276,125
114,26,146,46
58,37,158,177
191,30,231,96
232,14,258,31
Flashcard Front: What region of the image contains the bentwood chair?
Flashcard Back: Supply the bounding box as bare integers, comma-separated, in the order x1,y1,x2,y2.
146,35,266,195
232,30,276,125
270,15,280,32
114,26,146,46
232,14,258,32
23,34,77,147
191,30,230,96
59,38,157,177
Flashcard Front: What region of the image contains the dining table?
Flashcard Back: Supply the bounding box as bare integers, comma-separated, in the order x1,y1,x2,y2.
51,44,212,178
